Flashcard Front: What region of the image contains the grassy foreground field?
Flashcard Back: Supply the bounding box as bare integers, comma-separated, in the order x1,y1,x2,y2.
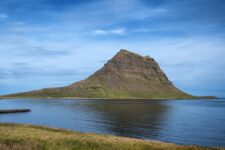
0,124,223,150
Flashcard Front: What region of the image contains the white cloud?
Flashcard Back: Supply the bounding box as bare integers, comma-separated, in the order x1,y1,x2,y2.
110,28,126,35
92,29,108,35
92,28,126,36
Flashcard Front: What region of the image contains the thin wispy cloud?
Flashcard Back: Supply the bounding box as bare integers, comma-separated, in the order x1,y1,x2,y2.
92,28,126,36
0,62,87,79
9,23,46,33
16,46,71,57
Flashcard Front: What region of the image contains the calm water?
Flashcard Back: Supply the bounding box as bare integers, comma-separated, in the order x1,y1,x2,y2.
0,99,225,147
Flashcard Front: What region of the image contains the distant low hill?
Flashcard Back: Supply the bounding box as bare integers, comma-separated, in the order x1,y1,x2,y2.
3,49,196,99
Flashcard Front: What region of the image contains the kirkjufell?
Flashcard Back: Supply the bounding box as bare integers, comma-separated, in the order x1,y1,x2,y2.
2,49,194,99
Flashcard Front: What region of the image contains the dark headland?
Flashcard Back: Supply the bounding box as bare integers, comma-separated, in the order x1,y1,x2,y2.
0,49,216,99
0,109,30,114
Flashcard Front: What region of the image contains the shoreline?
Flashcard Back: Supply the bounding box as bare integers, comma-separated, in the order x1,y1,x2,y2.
0,123,223,150
0,96,217,100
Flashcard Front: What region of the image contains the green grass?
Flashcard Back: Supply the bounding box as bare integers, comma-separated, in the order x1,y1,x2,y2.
0,123,223,150
1,85,195,99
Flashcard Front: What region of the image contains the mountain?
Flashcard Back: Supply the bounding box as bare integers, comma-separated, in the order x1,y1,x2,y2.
2,49,194,99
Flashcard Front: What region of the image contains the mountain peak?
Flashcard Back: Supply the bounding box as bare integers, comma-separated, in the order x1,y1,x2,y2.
116,49,142,57
92,49,171,85
104,49,156,72
115,49,154,61
119,49,129,53
4,49,193,99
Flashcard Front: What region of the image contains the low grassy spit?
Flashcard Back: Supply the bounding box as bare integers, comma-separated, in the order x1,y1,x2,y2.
0,123,223,150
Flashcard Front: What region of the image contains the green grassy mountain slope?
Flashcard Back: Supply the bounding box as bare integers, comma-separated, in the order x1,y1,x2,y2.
2,49,193,99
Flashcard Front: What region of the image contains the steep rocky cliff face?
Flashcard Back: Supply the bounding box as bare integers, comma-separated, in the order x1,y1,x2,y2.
4,49,193,99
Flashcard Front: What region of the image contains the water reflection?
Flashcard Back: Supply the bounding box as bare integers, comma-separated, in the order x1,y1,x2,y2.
82,100,169,138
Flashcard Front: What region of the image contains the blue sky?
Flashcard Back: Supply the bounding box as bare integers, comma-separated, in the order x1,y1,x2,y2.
0,0,225,97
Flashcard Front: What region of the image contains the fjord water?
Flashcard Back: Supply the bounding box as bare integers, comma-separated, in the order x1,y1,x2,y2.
0,99,225,147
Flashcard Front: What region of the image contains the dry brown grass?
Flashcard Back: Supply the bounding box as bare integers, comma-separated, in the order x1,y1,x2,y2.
0,123,223,150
